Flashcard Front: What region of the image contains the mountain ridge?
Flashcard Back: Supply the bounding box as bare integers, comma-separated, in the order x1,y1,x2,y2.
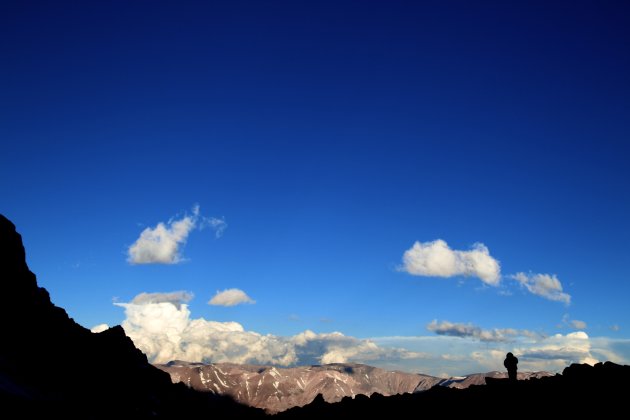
156,361,435,413
156,360,551,412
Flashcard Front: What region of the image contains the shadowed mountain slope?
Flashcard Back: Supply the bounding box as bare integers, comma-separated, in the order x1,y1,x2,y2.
0,215,263,419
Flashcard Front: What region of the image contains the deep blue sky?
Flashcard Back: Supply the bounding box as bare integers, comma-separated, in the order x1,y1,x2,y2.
2,1,629,374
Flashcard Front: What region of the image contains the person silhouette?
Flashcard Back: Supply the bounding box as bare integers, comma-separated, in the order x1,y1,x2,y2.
504,352,518,381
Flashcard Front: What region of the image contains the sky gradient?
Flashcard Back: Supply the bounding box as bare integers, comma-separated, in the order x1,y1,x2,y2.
2,0,629,376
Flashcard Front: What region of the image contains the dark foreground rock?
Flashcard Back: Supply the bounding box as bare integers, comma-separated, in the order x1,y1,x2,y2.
277,361,629,418
0,215,263,419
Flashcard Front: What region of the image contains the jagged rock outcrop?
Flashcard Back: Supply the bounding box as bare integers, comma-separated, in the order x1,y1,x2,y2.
0,215,263,418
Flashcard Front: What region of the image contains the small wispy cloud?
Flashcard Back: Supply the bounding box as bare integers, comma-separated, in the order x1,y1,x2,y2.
510,272,571,305
201,216,227,238
127,205,226,264
610,325,620,332
400,240,501,285
130,291,194,309
569,319,587,329
209,288,255,307
559,314,587,330
426,319,539,342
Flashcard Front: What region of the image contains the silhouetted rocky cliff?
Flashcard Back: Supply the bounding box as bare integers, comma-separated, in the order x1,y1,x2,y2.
0,215,263,418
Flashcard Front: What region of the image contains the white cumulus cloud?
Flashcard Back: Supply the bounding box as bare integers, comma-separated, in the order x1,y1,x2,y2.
401,240,501,285
127,206,226,264
511,272,571,304
293,330,426,364
115,292,426,366
209,289,255,307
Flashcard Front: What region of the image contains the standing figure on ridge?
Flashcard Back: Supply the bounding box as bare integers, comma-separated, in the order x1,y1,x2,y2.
504,352,518,381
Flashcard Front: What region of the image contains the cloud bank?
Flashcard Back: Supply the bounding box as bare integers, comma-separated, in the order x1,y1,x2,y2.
374,331,630,376
209,289,255,306
467,330,598,373
517,331,598,367
511,272,571,304
108,293,629,376
116,292,425,366
127,206,226,264
401,240,501,285
424,319,597,371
